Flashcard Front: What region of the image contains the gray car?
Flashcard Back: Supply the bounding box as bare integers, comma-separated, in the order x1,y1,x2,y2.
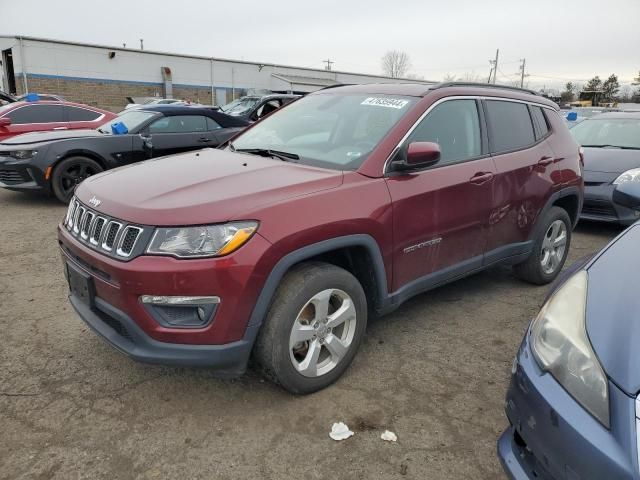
571,112,640,225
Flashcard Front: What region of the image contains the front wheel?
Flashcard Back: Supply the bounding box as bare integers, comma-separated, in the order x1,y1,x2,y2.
514,206,572,285
51,156,103,203
253,262,367,394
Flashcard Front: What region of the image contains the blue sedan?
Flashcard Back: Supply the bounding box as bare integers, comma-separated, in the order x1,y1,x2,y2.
498,181,640,479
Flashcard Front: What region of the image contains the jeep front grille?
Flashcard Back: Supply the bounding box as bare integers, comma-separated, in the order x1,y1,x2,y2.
63,197,149,260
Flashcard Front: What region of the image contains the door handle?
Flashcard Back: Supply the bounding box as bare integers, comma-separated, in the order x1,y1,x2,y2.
538,156,555,167
469,172,494,185
198,137,211,143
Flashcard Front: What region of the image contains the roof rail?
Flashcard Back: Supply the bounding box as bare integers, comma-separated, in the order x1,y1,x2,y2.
431,82,539,96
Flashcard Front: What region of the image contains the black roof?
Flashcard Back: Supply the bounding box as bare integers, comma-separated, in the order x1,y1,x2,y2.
139,105,249,128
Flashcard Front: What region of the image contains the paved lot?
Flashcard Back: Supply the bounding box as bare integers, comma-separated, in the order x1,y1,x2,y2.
0,188,620,480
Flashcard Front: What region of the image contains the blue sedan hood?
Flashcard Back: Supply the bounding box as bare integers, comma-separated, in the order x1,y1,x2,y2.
583,147,640,174
586,224,640,395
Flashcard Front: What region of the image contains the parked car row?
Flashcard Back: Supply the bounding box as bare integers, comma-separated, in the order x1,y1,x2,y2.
0,105,248,201
4,82,640,479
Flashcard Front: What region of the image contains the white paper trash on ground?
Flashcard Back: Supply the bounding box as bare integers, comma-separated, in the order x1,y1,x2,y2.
329,422,354,441
380,430,397,442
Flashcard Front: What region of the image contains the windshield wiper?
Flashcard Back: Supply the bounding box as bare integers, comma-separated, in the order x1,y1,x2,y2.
235,148,300,162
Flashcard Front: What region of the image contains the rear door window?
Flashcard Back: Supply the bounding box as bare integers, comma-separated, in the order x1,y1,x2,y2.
530,106,550,140
66,106,102,122
5,104,66,124
485,100,535,153
148,115,207,133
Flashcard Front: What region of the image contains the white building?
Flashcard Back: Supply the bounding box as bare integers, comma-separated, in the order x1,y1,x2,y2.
0,35,433,111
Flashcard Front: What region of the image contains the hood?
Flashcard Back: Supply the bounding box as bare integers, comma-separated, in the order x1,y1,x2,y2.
76,148,344,225
583,147,640,174
0,129,104,146
586,224,640,395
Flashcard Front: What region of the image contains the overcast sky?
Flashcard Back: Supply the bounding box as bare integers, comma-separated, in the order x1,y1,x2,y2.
1,0,639,90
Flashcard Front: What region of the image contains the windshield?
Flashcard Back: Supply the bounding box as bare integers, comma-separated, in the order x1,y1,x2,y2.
571,118,640,149
231,93,418,170
220,97,260,116
97,110,158,133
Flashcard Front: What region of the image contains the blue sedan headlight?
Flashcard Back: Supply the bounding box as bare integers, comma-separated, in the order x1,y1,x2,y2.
530,271,610,428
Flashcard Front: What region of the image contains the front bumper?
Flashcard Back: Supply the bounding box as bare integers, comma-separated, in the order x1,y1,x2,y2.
581,183,640,225
59,223,273,373
0,157,45,191
498,335,638,480
69,293,256,375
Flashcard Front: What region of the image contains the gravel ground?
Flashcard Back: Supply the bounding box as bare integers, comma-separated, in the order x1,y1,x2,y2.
0,188,620,480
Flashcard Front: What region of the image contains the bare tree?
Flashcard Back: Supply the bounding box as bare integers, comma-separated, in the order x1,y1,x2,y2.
381,50,411,78
442,73,457,82
458,71,482,83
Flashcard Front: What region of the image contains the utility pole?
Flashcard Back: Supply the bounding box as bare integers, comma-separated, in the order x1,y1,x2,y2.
323,59,334,71
519,58,528,88
488,49,499,84
140,38,144,50
492,49,499,84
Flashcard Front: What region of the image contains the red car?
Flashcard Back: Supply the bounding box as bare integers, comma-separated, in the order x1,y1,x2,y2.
0,101,116,141
58,83,583,394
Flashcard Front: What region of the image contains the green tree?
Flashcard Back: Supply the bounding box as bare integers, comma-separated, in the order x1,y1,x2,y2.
560,82,575,102
633,70,640,98
602,74,620,100
584,76,603,92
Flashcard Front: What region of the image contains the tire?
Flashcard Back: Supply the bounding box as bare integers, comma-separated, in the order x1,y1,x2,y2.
51,156,103,203
253,262,367,394
514,206,572,285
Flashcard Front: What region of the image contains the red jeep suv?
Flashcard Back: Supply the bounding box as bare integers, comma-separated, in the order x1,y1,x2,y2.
58,83,583,394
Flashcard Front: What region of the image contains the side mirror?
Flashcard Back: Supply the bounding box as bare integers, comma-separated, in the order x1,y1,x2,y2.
613,182,640,211
0,117,11,127
566,111,578,122
394,142,441,172
140,133,153,158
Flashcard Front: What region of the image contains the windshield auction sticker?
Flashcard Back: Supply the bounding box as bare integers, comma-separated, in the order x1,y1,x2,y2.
361,97,409,109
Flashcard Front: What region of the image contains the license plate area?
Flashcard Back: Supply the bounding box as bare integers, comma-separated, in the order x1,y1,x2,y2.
66,262,95,307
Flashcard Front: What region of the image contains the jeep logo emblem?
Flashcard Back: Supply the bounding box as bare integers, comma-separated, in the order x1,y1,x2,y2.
88,196,101,207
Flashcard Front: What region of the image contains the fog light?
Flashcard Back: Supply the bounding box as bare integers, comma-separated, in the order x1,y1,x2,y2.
140,295,220,328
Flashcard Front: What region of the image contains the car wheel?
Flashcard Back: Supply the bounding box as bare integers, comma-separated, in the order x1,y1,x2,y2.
51,156,103,203
514,206,572,285
253,262,367,394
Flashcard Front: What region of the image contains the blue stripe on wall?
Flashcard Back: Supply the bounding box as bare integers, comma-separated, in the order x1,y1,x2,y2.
16,72,243,92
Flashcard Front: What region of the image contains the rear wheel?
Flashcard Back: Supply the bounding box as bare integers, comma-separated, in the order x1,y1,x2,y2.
253,262,367,394
514,206,571,285
51,156,103,203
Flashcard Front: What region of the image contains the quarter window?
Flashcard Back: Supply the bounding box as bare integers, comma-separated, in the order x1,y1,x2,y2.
485,100,535,153
5,104,65,124
148,115,207,133
530,106,550,140
206,117,222,130
406,99,482,165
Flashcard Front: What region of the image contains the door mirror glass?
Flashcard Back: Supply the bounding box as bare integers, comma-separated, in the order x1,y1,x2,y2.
0,117,11,127
613,182,640,210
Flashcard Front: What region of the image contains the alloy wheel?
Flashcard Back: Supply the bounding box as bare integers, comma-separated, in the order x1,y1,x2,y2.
540,219,567,275
289,289,357,378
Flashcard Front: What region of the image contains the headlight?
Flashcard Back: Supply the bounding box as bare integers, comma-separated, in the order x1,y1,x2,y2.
530,271,609,428
147,221,258,258
613,168,640,185
10,150,37,159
